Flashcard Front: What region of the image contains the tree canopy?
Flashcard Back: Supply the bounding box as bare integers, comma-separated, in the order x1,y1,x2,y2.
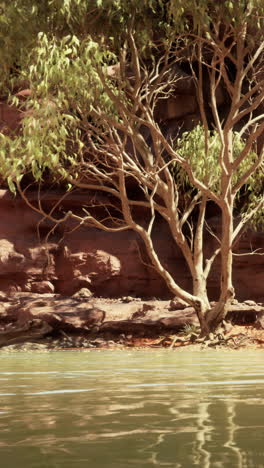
1,0,263,189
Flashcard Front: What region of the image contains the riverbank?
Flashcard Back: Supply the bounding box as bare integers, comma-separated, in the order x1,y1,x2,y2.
0,291,263,351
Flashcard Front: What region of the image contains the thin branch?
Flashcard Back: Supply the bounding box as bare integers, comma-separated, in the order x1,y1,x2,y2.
232,197,264,243
233,248,264,256
205,219,221,246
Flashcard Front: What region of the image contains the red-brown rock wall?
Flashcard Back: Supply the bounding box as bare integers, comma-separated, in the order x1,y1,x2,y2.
0,190,263,301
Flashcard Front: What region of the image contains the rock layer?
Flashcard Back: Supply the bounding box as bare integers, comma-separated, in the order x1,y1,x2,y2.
0,190,263,301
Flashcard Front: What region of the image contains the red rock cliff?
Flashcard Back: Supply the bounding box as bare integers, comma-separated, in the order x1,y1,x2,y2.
0,190,263,301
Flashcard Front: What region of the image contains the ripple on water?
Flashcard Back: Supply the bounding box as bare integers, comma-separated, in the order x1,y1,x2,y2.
0,350,263,468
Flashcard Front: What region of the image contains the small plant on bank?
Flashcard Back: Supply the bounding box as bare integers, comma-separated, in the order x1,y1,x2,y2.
181,323,200,338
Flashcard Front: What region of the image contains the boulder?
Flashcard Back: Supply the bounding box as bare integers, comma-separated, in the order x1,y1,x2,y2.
30,281,55,294
73,288,93,298
169,298,189,311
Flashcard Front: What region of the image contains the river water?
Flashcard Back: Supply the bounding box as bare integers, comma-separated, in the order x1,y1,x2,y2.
0,349,264,468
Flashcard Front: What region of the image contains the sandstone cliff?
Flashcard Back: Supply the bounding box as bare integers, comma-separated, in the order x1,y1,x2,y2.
0,189,263,301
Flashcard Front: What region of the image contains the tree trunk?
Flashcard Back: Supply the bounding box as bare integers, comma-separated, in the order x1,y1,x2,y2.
193,273,211,335
202,196,235,335
195,299,211,337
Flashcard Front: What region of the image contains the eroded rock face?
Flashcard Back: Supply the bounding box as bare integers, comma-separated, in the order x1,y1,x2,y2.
55,247,122,295
0,190,263,301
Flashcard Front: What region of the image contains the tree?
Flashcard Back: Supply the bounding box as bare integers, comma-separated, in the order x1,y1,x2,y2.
0,0,263,335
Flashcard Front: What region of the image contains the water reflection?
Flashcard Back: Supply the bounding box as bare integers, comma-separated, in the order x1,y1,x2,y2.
0,350,263,467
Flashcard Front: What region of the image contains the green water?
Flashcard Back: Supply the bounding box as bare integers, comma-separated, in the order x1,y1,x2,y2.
0,349,264,468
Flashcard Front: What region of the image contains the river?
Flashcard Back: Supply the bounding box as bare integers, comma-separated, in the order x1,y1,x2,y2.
0,349,263,467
